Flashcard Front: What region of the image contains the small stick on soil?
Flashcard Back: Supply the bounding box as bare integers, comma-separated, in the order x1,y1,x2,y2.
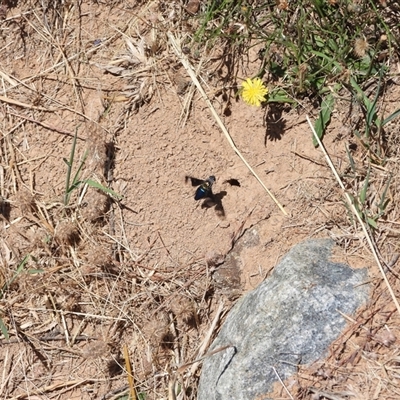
188,300,225,376
291,150,327,167
272,366,294,400
0,94,54,111
123,344,137,400
8,112,78,138
8,379,95,399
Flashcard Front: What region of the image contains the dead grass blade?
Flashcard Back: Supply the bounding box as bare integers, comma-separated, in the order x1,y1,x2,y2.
189,299,225,376
272,366,294,400
0,94,54,111
167,32,287,216
8,379,94,399
177,344,232,374
306,115,400,317
7,112,76,138
123,343,137,400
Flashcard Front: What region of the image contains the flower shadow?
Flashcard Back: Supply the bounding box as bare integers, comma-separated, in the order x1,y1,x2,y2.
263,103,288,143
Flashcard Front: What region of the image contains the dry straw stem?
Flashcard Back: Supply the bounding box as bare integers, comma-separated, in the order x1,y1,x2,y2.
306,115,400,317
123,343,137,400
8,112,76,138
167,32,287,216
272,366,294,400
189,300,225,376
7,379,94,400
0,94,53,111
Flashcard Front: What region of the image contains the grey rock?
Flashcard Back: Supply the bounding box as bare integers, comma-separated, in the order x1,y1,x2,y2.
198,239,369,400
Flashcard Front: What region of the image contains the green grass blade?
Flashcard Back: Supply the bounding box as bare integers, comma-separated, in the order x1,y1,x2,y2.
86,179,123,200
0,318,9,340
366,73,381,129
64,128,79,205
382,108,400,126
367,217,377,229
27,269,45,274
377,173,392,212
345,145,356,174
65,150,89,203
2,254,30,294
350,77,371,109
66,180,84,196
359,167,370,206
313,93,334,146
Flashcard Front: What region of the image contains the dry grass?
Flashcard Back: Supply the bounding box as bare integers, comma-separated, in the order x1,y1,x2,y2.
1,1,400,399
0,2,214,398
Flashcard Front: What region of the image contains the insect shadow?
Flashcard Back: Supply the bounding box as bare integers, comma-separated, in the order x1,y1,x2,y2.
185,175,227,218
201,190,227,218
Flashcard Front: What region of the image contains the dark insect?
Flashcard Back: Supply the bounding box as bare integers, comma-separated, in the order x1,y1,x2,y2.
185,175,216,200
223,178,240,187
185,175,227,218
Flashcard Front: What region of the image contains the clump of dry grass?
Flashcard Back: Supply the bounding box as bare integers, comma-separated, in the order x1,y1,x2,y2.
80,189,109,222
82,340,110,360
55,220,80,246
17,190,37,214
142,311,170,348
85,244,113,269
170,294,195,325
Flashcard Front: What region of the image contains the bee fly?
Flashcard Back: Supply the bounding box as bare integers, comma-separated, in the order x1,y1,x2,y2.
185,175,216,200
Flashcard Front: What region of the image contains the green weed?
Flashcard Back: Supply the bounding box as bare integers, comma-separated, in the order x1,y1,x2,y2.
351,72,400,162
344,147,392,230
63,127,87,206
193,0,397,141
63,128,122,206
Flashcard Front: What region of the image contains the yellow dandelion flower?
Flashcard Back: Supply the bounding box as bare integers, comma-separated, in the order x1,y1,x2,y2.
241,78,268,107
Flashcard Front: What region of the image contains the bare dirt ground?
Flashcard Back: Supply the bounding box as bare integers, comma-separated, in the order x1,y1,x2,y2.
1,1,400,399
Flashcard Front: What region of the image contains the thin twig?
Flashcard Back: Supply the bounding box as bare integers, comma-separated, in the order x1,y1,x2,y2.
189,300,225,376
8,112,78,138
123,344,137,400
0,94,54,111
272,366,294,400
